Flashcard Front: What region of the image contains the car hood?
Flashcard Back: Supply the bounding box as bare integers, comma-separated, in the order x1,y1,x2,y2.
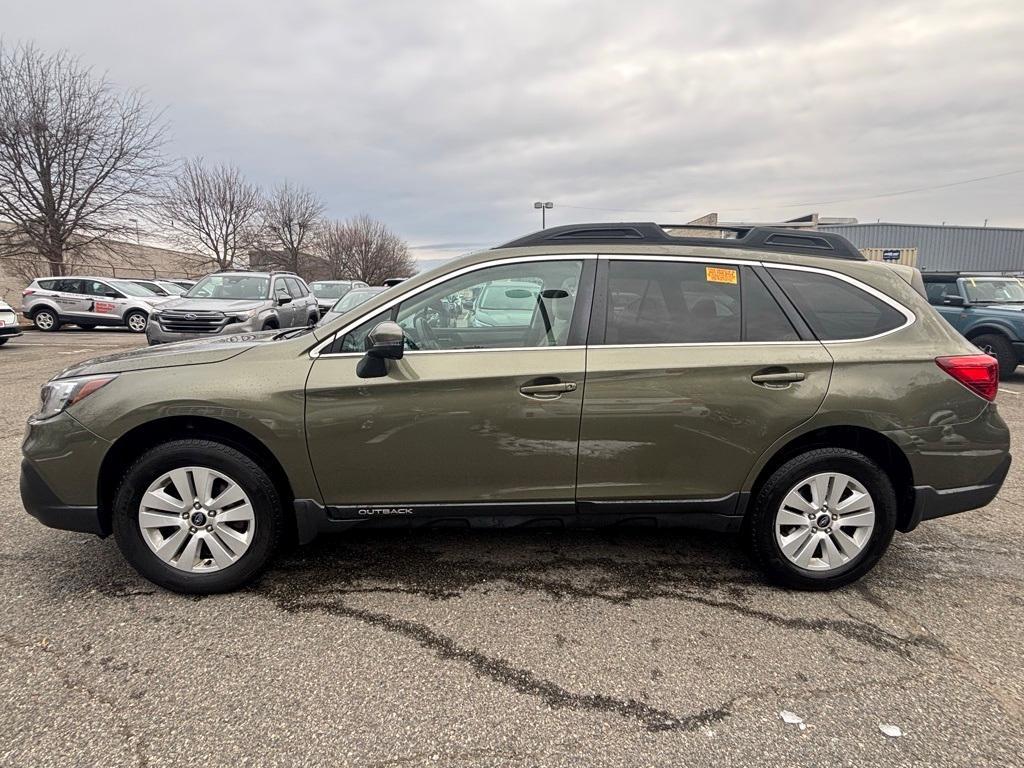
973,303,1024,316
157,297,267,313
54,331,283,379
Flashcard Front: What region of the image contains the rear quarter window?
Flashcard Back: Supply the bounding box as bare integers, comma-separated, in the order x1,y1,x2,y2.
770,269,908,341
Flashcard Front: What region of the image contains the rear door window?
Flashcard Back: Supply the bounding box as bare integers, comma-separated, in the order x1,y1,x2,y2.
603,261,742,344
770,269,907,341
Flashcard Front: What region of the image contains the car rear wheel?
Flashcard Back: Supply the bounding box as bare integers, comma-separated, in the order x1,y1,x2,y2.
112,440,283,593
973,333,1017,378
33,308,60,332
747,448,896,590
124,310,148,333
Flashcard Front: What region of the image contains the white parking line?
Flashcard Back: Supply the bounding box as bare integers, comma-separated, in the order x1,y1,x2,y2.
999,388,1022,395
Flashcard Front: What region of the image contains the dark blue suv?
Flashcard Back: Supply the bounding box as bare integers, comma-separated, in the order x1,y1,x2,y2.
924,273,1024,376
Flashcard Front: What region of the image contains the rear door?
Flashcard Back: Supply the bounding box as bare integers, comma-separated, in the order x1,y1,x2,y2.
48,279,92,318
577,256,833,519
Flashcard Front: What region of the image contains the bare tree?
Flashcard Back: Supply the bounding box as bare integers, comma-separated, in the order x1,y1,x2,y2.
259,181,324,274
160,158,262,270
315,215,414,284
0,43,168,277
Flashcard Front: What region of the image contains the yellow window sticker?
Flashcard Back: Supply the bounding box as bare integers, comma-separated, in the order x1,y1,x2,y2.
706,266,738,284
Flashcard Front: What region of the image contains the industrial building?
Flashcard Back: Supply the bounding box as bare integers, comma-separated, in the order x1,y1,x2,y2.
817,222,1024,273
693,213,1024,273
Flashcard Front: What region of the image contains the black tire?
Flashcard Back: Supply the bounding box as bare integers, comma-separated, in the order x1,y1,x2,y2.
32,307,61,332
0,338,8,346
77,323,97,330
261,319,279,331
112,439,283,594
973,333,1017,378
747,448,897,591
124,310,148,333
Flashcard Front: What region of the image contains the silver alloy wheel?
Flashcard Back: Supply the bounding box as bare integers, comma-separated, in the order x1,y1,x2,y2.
127,312,148,332
35,311,55,330
774,472,876,572
138,466,256,573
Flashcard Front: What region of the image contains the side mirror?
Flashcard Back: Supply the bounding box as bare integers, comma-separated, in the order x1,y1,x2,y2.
277,290,293,305
943,294,966,306
356,321,405,378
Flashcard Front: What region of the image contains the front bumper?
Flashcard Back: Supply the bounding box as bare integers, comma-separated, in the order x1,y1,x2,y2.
21,411,111,536
21,459,107,535
146,317,259,345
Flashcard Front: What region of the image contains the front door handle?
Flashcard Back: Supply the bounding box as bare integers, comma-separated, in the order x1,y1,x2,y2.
751,371,806,385
519,381,577,398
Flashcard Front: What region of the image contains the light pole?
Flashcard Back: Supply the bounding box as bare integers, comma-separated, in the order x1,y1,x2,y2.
129,217,140,244
533,201,553,229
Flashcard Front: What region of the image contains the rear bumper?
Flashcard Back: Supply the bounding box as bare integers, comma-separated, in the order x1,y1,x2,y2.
20,459,107,536
904,454,1011,531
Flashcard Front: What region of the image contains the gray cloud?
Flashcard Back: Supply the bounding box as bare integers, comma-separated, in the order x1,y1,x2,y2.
4,0,1023,262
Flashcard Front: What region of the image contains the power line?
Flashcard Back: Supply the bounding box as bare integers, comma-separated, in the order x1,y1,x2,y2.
557,168,1024,216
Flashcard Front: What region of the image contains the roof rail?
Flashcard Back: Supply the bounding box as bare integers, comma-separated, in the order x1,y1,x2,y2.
495,222,866,261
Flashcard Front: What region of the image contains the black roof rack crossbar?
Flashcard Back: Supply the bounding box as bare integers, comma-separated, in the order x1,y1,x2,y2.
495,222,866,261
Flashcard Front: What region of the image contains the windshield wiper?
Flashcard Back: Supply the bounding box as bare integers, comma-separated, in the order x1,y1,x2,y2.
272,327,315,340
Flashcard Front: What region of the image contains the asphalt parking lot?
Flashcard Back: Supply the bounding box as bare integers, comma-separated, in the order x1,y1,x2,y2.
1,329,1022,767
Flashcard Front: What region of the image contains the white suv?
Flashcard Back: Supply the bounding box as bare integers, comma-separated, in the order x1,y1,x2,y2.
22,276,170,333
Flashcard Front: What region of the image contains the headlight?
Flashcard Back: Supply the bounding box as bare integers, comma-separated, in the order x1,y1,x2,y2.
229,309,259,323
34,375,118,421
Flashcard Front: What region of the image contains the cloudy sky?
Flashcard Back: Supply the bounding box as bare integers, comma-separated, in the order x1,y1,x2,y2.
4,0,1023,263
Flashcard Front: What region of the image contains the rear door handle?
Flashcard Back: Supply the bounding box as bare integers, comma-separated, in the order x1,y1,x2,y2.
519,381,577,397
751,371,806,384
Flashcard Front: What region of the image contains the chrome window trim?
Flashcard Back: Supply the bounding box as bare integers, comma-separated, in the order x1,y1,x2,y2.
310,252,916,358
313,345,587,360
310,254,598,358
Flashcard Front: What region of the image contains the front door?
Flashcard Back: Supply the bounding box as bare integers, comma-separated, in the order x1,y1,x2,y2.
577,257,833,518
305,257,594,521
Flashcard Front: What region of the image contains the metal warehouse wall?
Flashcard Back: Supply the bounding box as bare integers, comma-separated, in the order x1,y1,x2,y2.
818,223,1024,272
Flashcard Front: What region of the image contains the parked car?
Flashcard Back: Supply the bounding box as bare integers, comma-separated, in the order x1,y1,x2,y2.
145,270,319,345
923,272,1024,376
0,299,22,345
316,286,386,326
126,279,188,297
309,279,369,318
381,277,408,287
21,223,1010,594
468,280,542,328
22,276,171,332
168,279,196,290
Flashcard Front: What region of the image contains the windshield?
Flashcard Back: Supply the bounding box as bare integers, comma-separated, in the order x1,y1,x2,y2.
330,288,383,313
157,282,186,295
185,274,270,300
963,277,1024,303
312,282,351,299
479,283,539,310
111,280,161,297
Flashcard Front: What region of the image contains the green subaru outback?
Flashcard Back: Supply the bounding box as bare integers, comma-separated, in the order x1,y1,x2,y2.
21,224,1011,593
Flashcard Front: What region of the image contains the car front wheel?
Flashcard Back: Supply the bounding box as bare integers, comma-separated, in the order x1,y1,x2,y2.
747,448,897,590
112,439,283,593
124,310,148,333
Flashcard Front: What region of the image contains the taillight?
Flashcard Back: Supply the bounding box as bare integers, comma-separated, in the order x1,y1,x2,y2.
935,355,999,401
22,289,35,296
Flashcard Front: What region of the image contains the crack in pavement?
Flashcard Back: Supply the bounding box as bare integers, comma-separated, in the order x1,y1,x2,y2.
262,590,734,733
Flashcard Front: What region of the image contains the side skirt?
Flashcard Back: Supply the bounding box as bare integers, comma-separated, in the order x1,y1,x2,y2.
292,495,747,545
